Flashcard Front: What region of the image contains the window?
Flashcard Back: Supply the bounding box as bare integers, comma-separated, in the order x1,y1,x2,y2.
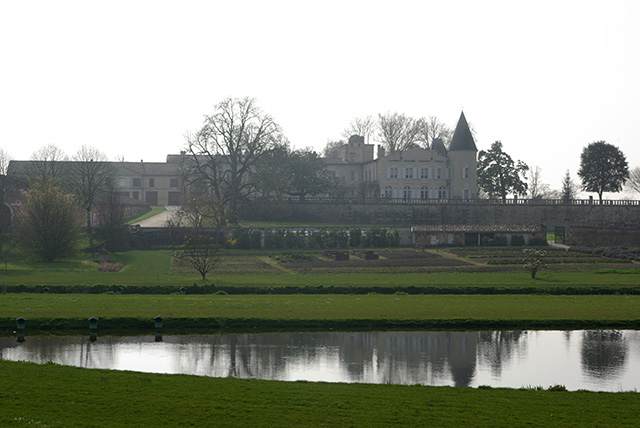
170,178,179,188
119,178,125,187
435,167,441,180
149,178,155,188
446,167,453,180
351,171,359,181
438,186,447,199
403,185,411,200
463,184,470,199
133,178,141,187
388,166,399,179
404,167,413,179
462,165,469,179
383,186,392,198
132,191,139,200
420,167,429,179
349,153,355,162
420,186,428,200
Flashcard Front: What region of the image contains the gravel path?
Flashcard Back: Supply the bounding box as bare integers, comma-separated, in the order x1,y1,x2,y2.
134,206,180,227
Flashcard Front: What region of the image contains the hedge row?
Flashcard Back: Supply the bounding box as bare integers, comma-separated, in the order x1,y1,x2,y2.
4,284,640,295
232,227,401,250
3,316,640,335
487,258,633,265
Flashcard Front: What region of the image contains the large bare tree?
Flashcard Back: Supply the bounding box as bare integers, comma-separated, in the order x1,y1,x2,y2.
185,97,282,223
0,148,11,175
377,113,421,154
342,115,377,143
625,166,640,195
527,166,559,200
71,145,117,230
28,144,69,184
415,116,453,149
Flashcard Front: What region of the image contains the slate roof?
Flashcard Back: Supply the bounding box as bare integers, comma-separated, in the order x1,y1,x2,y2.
448,111,477,151
113,162,180,176
431,138,448,157
7,160,180,178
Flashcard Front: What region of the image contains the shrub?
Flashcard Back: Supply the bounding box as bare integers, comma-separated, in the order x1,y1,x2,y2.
363,227,389,247
232,228,252,249
523,248,546,278
349,228,362,248
528,237,548,246
285,229,307,249
328,229,349,248
388,229,401,247
489,237,508,246
547,384,567,392
249,230,263,249
264,229,287,249
310,229,329,248
13,179,85,262
511,235,525,246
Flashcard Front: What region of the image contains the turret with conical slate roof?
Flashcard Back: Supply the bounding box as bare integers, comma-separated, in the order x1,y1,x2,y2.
449,111,477,151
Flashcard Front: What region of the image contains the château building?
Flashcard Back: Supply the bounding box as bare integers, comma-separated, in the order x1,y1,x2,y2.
322,112,478,200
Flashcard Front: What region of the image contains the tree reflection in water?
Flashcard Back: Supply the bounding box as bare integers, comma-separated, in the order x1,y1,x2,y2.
477,331,527,377
1,330,638,391
581,330,627,378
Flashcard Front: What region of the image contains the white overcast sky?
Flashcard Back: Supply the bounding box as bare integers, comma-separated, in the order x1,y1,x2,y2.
1,0,639,196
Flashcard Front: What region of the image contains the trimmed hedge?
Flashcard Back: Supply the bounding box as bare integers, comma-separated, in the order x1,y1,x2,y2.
3,316,640,334
4,283,640,295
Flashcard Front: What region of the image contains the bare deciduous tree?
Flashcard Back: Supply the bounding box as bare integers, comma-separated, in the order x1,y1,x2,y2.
416,116,452,149
185,97,282,223
172,196,229,280
377,113,421,154
71,145,117,230
0,148,11,175
28,144,69,184
625,166,640,195
528,166,560,199
342,115,377,143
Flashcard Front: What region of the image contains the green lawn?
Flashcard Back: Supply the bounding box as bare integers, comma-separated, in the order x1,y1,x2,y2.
1,249,639,289
2,294,639,332
1,360,638,428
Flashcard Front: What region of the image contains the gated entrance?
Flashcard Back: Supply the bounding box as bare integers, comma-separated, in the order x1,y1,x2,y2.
554,226,565,244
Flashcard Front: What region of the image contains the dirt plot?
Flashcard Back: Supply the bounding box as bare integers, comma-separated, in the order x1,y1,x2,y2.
281,250,471,272
172,254,283,275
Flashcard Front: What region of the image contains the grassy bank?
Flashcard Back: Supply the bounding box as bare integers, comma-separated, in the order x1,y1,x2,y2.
1,360,638,428
2,294,640,333
1,250,640,293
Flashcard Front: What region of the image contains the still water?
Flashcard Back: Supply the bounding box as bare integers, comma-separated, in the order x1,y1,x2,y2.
2,330,639,391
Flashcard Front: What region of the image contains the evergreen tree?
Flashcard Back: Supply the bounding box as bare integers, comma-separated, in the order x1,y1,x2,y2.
477,141,529,200
560,170,578,203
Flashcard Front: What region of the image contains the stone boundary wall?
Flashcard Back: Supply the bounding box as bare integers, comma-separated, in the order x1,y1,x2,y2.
568,226,640,247
240,200,640,233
